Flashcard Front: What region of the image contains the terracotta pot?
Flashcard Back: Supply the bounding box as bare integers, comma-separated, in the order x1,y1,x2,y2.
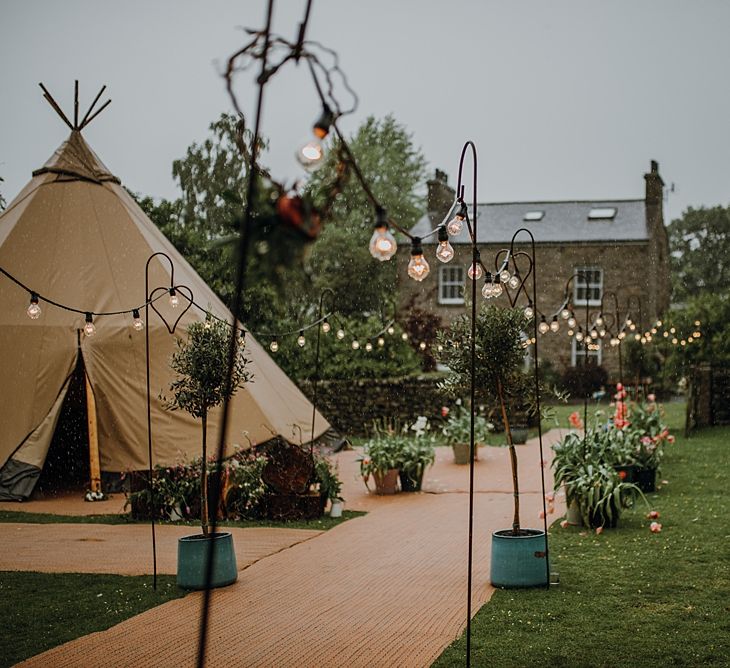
372,469,399,495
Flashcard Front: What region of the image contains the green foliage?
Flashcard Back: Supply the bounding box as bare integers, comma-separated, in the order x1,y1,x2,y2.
166,314,250,419
313,455,343,502
668,205,730,302
441,404,494,445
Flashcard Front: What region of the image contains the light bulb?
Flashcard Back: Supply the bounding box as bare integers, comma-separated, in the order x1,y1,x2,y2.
576,329,584,342
634,333,641,341
508,274,520,290
481,281,493,299
408,254,430,281
694,331,701,338
387,326,395,336
656,320,663,327
169,289,179,308
663,331,669,338
595,315,604,327
687,335,694,342
296,138,325,171
401,332,408,341
132,309,144,331
336,328,345,340
365,342,373,352
630,323,636,331
352,340,360,350
550,317,560,333
568,329,574,337
377,337,385,347
568,315,577,329
270,340,279,353
538,318,550,335
84,313,96,337
672,337,678,344
641,336,647,344
670,327,676,334
446,215,464,236
419,341,427,351
467,262,483,281
561,308,571,320
436,240,455,263
27,293,41,319
369,212,397,262
297,331,306,347
694,320,701,327
499,269,511,283
626,318,633,326
599,329,606,338
322,319,331,334
619,332,626,340
610,337,619,347
524,304,534,320
590,329,598,339
492,282,503,298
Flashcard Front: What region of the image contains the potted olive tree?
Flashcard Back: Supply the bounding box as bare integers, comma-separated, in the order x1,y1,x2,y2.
166,314,251,589
438,304,547,587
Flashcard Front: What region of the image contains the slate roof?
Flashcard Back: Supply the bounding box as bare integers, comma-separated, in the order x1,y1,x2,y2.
411,199,648,244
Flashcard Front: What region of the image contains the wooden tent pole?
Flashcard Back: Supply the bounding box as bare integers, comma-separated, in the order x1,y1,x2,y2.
85,374,102,493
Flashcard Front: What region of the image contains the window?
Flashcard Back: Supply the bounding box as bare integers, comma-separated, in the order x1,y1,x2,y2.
523,211,544,221
574,267,603,306
438,266,465,305
588,207,617,220
572,338,602,367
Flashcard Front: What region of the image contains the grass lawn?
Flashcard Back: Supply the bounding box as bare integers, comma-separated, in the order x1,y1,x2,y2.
433,403,730,667
0,509,365,530
0,572,184,668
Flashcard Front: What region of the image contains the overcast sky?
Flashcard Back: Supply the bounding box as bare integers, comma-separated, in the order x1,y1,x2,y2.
2,0,729,222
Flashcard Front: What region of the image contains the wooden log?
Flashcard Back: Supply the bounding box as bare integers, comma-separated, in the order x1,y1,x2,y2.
85,375,102,493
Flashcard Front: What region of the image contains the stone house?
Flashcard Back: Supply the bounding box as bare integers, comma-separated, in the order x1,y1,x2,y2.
397,161,671,379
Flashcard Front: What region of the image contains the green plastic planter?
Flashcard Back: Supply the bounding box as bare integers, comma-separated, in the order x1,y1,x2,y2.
177,532,238,590
490,529,548,588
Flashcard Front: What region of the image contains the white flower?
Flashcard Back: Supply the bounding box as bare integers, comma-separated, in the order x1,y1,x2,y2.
411,416,428,436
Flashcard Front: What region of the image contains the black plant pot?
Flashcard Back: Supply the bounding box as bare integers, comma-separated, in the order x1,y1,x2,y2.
399,467,424,492
635,466,657,492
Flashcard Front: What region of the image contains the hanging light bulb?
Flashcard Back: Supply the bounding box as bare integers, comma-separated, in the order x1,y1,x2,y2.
365,342,373,352
538,316,550,335
567,313,577,329
312,105,334,139
27,292,41,319
610,337,619,347
336,328,345,340
407,237,430,282
619,331,626,340
270,339,279,353
575,328,584,342
481,273,494,299
590,328,599,339
84,312,96,337
169,288,179,308
656,319,663,327
599,328,606,338
351,340,360,350
322,318,331,334
387,325,395,336
550,316,560,333
687,335,694,343
524,302,534,320
634,333,641,341
629,323,636,331
467,261,483,281
377,337,385,347
561,307,571,320
369,207,397,261
132,309,144,331
508,270,521,290
297,330,306,347
595,314,604,327
670,327,676,334
694,320,701,327
499,268,511,284
694,330,701,338
492,277,503,298
672,337,678,344
436,226,455,263
447,201,468,236
401,332,408,341
568,329,574,337
663,331,669,338
641,336,647,344
296,129,326,171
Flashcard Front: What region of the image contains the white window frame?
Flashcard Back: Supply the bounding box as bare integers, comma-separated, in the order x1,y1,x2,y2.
438,265,465,305
571,337,602,367
573,267,603,307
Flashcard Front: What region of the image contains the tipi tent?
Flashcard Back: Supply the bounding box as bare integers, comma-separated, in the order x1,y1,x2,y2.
0,88,329,500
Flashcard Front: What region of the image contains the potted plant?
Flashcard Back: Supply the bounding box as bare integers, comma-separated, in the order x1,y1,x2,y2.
623,395,673,492
359,422,403,495
165,314,251,589
438,305,546,587
313,455,344,515
442,405,493,464
397,417,436,491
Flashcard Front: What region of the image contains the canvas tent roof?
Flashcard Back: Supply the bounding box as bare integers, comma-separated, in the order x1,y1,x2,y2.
0,129,329,500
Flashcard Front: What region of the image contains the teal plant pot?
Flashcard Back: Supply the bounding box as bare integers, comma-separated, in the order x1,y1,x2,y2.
177,532,238,590
490,529,548,588
452,442,471,465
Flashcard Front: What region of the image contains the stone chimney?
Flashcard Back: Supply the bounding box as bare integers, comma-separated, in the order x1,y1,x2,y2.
643,160,671,314
644,160,664,211
427,169,455,218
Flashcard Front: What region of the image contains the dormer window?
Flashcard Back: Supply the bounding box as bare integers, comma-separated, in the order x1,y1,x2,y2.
588,207,617,220
523,211,544,221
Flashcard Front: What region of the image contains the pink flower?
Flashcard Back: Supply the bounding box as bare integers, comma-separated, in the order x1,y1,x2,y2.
667,435,675,444
650,522,662,533
569,411,584,429
641,436,652,446
616,383,624,391
539,510,545,519
545,492,555,503
595,527,604,535
648,393,656,402
548,503,555,514
560,520,569,528
647,510,660,519
441,406,450,418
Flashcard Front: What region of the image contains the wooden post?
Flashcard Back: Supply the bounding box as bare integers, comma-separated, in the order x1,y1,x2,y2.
85,375,102,493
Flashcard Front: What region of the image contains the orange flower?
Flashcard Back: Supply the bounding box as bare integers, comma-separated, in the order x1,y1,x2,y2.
569,411,583,429
595,527,604,535
650,522,662,533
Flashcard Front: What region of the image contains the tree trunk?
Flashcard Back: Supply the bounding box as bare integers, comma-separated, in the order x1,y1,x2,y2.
201,411,209,537
498,379,520,534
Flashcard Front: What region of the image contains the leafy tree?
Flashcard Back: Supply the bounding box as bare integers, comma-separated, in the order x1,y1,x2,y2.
165,315,251,536
668,205,730,302
306,115,428,315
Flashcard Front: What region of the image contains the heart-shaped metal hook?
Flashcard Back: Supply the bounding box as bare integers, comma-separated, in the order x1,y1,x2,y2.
148,284,194,334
